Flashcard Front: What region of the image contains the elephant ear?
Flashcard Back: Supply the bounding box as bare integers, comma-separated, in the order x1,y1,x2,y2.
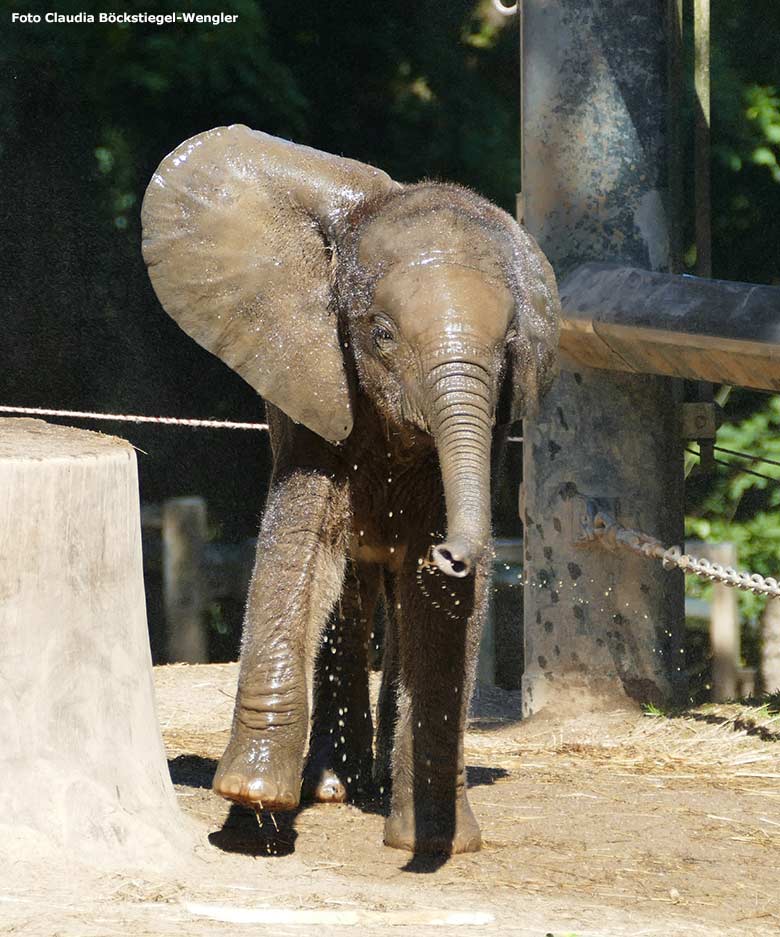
142,125,399,442
504,224,561,420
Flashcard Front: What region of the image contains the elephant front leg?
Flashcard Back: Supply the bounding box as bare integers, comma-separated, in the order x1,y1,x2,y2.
213,471,348,811
383,550,489,854
302,561,379,803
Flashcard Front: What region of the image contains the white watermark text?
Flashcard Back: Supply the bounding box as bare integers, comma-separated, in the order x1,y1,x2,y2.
10,11,239,26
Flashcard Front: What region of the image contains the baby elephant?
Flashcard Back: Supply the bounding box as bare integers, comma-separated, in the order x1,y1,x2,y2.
142,126,559,854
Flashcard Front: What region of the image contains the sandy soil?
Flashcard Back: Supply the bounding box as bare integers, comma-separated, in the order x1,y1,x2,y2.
2,663,779,936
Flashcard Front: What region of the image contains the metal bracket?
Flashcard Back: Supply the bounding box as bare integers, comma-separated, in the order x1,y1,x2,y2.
682,396,723,476
568,493,621,548
680,400,722,440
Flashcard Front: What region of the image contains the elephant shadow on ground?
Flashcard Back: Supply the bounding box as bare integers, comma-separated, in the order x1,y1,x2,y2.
168,754,508,861
209,803,299,858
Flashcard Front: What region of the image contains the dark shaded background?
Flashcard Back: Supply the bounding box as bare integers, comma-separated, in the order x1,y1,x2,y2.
1,0,779,666
0,0,521,534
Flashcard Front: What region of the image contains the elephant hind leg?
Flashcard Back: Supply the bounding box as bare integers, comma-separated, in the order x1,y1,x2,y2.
303,561,380,803
213,469,349,811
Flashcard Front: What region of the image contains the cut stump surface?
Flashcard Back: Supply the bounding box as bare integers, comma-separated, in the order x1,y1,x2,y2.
0,418,190,866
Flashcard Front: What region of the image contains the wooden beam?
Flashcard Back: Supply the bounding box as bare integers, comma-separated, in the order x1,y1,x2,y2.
560,264,780,391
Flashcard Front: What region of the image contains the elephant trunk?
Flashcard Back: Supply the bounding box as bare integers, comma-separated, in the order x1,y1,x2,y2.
427,360,494,578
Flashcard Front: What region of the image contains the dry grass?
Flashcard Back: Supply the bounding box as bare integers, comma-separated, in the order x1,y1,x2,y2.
528,711,780,776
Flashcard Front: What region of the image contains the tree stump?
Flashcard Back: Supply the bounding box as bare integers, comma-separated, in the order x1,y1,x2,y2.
0,419,191,865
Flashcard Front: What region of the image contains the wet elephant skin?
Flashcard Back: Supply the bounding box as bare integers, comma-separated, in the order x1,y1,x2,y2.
142,125,560,854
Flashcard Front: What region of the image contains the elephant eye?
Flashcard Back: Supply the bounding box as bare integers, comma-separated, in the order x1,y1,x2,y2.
371,324,396,349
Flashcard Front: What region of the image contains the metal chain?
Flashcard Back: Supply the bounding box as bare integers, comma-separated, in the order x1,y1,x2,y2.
581,507,780,599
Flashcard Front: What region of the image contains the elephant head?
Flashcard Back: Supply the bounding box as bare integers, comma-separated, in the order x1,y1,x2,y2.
142,125,560,577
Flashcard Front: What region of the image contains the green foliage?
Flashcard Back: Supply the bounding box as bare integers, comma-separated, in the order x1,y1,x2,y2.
686,394,780,640
681,3,780,686
710,1,780,284
743,85,780,182
716,82,780,180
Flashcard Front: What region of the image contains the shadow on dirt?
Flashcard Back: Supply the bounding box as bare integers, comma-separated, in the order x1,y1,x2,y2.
169,754,509,862
466,765,509,786
208,804,299,857
168,754,214,788
686,708,780,743
649,692,780,743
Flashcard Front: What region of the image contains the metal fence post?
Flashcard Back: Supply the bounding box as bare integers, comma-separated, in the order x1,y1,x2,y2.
520,0,686,716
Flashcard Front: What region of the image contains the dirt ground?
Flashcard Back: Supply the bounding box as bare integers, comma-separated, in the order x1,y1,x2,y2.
3,663,780,936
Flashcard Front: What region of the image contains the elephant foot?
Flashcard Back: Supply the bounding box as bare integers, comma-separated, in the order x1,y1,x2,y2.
383,794,482,855
213,730,302,811
302,765,348,803
302,736,372,803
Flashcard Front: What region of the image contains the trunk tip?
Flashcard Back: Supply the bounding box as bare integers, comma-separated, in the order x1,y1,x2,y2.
432,542,474,578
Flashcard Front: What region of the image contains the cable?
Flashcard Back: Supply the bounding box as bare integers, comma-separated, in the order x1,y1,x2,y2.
686,447,779,484
714,445,780,471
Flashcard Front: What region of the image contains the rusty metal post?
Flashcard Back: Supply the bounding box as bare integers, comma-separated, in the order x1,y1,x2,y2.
520,0,685,717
